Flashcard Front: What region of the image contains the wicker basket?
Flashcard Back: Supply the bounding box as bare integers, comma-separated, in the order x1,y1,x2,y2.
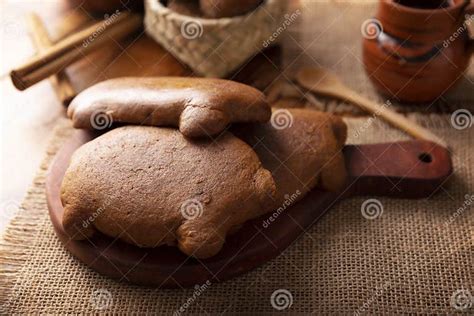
144,0,288,78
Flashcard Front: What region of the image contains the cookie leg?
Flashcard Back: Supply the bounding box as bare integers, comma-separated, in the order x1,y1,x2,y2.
253,167,277,215
62,205,96,240
320,153,347,192
176,221,226,258
330,115,348,147
179,106,229,138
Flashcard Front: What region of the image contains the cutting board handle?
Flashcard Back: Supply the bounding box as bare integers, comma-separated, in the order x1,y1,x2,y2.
344,140,452,198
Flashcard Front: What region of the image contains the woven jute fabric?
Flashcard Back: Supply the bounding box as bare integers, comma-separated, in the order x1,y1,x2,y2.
1,114,472,314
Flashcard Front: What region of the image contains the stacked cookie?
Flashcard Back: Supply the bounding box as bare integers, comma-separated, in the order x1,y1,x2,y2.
62,77,347,258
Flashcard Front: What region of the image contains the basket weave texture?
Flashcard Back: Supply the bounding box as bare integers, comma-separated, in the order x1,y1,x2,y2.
144,0,288,78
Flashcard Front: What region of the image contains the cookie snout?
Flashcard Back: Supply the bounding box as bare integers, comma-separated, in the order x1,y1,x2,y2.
179,106,230,138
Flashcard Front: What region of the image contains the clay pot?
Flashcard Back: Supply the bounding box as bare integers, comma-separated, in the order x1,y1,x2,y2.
362,0,474,103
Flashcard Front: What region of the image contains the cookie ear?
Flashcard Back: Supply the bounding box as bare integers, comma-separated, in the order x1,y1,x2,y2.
179,106,230,138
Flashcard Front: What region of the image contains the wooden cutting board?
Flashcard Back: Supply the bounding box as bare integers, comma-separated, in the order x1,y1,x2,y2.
45,130,452,288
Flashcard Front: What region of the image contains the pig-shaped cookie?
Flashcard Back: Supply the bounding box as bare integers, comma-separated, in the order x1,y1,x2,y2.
233,108,347,207
60,126,275,258
67,77,270,138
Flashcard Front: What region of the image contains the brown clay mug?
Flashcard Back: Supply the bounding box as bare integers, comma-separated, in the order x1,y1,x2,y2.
362,0,474,103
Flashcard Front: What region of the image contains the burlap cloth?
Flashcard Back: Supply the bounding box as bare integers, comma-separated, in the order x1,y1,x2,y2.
1,114,472,314
1,1,473,314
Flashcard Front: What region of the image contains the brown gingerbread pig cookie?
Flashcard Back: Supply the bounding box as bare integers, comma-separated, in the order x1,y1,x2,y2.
67,77,270,138
61,126,276,258
233,108,347,207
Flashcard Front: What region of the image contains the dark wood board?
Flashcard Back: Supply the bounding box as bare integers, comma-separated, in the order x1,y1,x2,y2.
45,130,452,288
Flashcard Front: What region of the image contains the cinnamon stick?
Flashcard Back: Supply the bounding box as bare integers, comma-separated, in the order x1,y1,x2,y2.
26,13,76,105
11,12,142,91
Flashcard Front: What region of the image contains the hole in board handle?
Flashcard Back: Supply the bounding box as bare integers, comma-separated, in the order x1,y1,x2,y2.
418,152,432,163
